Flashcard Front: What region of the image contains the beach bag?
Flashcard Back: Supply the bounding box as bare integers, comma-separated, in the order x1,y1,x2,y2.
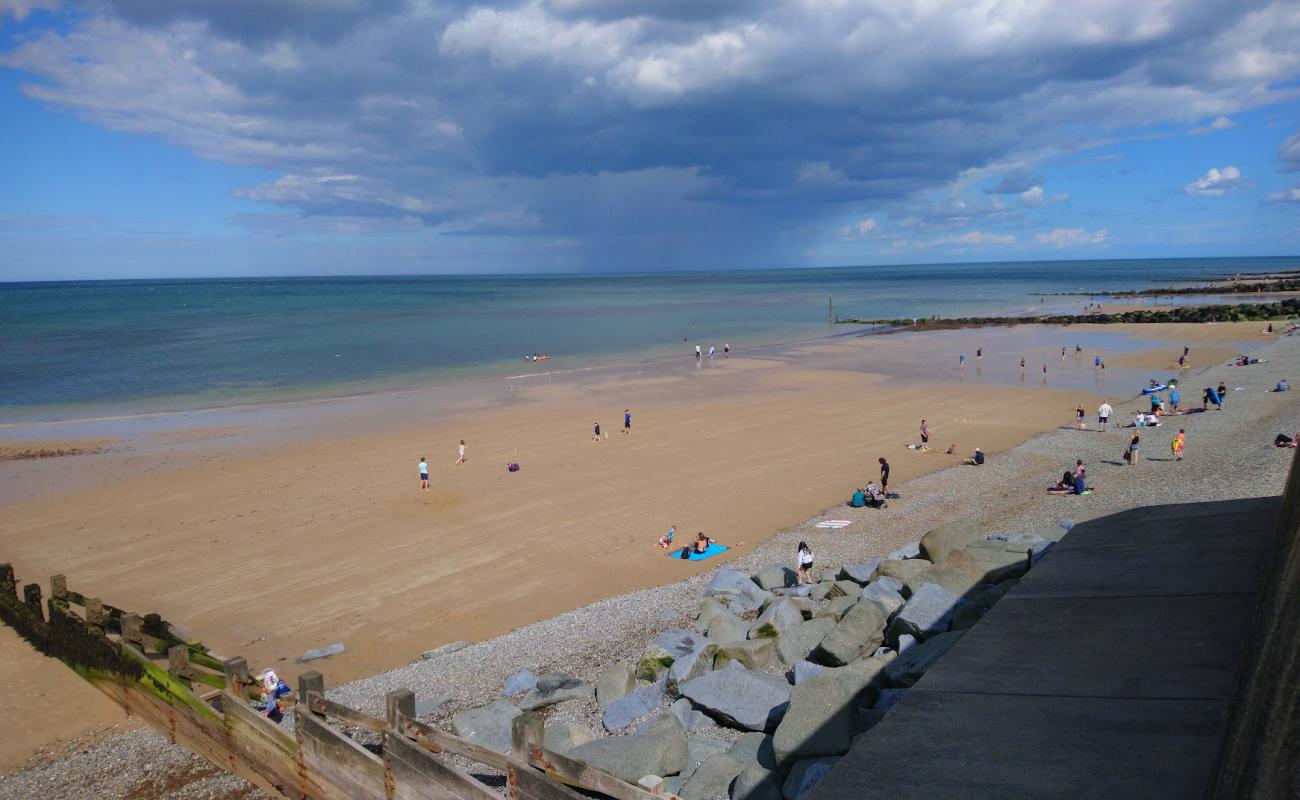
507,462,520,472
679,547,691,560
1122,449,1131,462
1276,434,1293,448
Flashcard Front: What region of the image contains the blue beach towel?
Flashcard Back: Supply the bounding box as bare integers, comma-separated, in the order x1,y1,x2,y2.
668,543,729,561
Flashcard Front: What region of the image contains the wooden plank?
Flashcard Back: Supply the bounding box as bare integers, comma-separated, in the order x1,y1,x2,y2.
403,718,653,800
297,705,386,800
310,695,387,734
523,743,669,800
385,730,499,800
508,762,592,800
50,574,67,600
220,691,308,797
402,718,511,771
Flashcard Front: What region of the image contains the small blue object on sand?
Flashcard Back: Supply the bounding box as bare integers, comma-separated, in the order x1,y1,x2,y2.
667,543,729,561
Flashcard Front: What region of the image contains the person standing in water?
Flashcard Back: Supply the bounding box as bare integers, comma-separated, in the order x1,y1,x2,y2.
724,343,730,358
959,353,966,371
1094,355,1101,370
976,347,982,363
418,457,429,491
695,345,702,360
456,440,466,464
1020,356,1026,375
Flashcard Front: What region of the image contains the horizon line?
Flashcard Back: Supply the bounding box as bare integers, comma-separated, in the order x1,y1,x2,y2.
3,254,1298,286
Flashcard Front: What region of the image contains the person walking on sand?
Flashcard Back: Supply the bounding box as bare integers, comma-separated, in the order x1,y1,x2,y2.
1098,399,1113,432
879,457,890,493
418,457,429,491
456,440,466,464
919,419,930,451
1075,403,1086,430
1127,431,1141,465
593,422,601,441
623,408,632,434
1172,429,1186,461
1170,385,1181,413
796,541,815,585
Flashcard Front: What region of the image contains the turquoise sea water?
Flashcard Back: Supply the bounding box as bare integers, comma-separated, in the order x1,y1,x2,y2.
0,257,1291,417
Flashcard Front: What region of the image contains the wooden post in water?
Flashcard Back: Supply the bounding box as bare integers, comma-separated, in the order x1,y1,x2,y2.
828,294,834,325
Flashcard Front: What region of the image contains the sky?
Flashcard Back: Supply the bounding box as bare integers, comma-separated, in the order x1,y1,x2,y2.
1,0,1298,280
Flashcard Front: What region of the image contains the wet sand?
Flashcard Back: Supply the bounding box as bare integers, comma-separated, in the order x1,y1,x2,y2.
0,320,1265,771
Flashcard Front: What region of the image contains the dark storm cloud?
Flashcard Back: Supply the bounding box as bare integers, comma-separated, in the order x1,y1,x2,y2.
4,0,1300,268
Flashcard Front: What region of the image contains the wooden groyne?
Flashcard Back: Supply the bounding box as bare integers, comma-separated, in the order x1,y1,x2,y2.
0,564,677,800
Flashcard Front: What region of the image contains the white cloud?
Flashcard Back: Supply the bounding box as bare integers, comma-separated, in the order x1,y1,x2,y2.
440,4,639,70
1282,129,1300,171
2,1,1300,267
1183,165,1250,196
1036,227,1109,248
1188,115,1235,135
1269,182,1300,204
0,0,58,21
892,230,1016,250
838,217,878,240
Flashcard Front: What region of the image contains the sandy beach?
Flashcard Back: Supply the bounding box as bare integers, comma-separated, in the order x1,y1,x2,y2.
0,320,1269,772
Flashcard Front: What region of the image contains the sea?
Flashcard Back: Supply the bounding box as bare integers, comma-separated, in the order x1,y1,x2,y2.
1,256,1292,420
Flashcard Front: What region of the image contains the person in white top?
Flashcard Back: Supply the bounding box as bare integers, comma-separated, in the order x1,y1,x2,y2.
1098,400,1113,432
418,457,429,491
796,541,815,584
695,344,702,360
456,440,466,464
